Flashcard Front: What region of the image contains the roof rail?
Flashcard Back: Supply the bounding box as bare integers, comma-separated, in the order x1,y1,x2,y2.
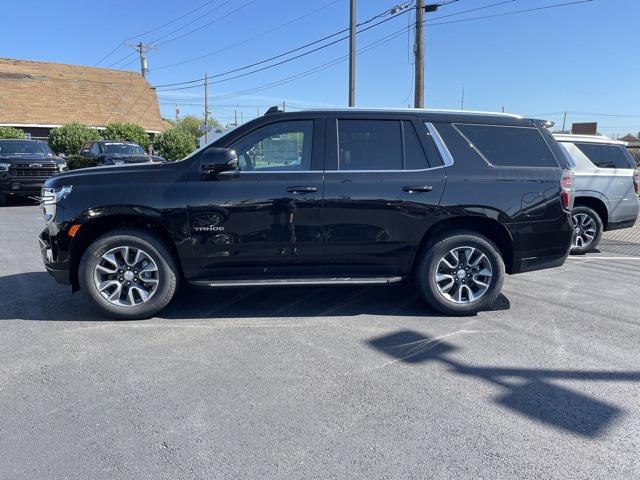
264,106,282,115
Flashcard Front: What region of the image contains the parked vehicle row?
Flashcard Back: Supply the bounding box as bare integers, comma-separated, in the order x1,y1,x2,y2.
554,134,639,253
40,108,585,319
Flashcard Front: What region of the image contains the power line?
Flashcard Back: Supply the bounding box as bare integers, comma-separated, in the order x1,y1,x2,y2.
94,0,219,66
153,0,342,71
156,4,413,91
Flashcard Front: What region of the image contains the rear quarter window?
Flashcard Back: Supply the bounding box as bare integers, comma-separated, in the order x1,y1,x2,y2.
455,124,559,168
574,143,635,169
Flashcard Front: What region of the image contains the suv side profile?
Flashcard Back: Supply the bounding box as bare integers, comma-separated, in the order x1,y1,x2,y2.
554,134,640,253
40,109,574,319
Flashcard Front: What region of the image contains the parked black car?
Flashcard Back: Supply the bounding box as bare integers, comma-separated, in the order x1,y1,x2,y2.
0,139,67,205
78,140,163,166
40,108,574,319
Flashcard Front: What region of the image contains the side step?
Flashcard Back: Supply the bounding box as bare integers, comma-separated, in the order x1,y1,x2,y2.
189,276,404,288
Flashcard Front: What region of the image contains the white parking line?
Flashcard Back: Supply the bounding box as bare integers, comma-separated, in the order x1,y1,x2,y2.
567,256,640,260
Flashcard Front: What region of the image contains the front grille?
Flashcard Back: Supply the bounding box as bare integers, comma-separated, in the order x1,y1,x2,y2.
9,165,58,177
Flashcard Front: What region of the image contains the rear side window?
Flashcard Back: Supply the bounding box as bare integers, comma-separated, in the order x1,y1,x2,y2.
455,124,558,168
574,143,634,169
338,119,402,170
403,121,430,170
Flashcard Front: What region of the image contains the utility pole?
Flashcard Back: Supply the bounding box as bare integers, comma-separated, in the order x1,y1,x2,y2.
126,42,155,78
460,88,464,110
240,111,243,125
562,112,568,132
234,109,238,126
282,101,286,112
348,0,356,107
204,73,209,144
414,0,425,108
175,105,180,122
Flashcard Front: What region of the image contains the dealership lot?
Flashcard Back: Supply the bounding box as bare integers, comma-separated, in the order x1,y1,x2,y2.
1,204,639,479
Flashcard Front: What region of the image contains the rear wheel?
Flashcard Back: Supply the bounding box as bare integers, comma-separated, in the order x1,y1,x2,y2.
570,206,603,254
79,229,178,319
416,231,505,316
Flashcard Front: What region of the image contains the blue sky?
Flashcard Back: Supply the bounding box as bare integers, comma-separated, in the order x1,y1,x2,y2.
2,0,638,136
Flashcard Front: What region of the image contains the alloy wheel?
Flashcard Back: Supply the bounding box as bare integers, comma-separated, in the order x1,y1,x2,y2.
572,213,597,249
434,246,493,304
93,246,159,307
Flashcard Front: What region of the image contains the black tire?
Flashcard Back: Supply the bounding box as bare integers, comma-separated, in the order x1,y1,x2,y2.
570,206,603,254
415,231,505,316
0,193,7,206
78,228,178,319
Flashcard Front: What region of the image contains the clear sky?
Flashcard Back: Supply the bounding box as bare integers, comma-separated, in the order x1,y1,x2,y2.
2,0,638,137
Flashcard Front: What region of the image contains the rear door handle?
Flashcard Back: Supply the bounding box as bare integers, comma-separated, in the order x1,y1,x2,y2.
403,185,433,193
287,186,318,194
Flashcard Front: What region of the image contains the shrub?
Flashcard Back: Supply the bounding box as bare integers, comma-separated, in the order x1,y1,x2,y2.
0,126,26,139
154,128,197,161
48,123,100,155
103,122,149,149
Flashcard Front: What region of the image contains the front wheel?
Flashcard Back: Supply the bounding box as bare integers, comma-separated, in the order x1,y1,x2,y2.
79,229,178,319
570,206,603,254
416,231,505,316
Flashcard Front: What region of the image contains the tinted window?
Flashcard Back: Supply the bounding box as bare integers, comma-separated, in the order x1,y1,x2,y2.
103,143,146,155
338,120,402,170
0,140,53,156
455,124,558,167
90,142,101,156
232,120,313,171
574,143,634,169
403,121,429,170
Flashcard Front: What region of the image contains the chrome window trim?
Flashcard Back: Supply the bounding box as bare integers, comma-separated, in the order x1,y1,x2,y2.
425,122,455,167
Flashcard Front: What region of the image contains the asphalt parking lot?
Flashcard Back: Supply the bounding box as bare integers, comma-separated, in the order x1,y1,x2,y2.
1,202,639,479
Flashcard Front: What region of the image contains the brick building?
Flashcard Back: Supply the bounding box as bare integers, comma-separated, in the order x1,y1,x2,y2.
0,57,166,140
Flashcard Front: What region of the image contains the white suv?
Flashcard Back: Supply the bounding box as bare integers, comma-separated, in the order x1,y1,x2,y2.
554,134,639,253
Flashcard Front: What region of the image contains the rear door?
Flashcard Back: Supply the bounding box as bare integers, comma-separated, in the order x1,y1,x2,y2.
322,114,446,276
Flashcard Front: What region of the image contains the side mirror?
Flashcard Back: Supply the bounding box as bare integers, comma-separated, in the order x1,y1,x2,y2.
201,148,238,178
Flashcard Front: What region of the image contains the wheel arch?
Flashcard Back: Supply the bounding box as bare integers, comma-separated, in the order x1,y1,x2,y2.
412,216,515,274
573,195,608,229
68,212,184,291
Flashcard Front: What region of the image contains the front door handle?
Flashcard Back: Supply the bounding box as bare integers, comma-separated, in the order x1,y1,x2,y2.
287,186,318,194
403,185,433,193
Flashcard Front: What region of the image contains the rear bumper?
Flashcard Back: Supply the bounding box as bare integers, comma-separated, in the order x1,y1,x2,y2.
507,214,573,274
39,230,71,285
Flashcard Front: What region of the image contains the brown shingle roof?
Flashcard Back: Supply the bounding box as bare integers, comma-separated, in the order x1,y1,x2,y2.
0,57,166,132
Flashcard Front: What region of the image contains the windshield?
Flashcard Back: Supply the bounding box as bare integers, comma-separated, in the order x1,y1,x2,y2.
0,140,54,156
103,143,146,155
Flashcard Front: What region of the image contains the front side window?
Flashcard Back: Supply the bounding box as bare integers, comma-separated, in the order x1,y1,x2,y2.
574,143,635,169
231,120,313,171
455,124,558,168
338,119,402,170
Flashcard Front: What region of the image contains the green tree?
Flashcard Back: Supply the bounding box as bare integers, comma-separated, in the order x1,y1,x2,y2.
0,126,26,139
154,127,197,161
176,115,202,140
48,122,100,155
103,122,149,149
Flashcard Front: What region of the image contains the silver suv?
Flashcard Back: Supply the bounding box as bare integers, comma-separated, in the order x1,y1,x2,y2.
554,134,639,253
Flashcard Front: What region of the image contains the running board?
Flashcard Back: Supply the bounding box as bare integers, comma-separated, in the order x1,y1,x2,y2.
189,277,404,288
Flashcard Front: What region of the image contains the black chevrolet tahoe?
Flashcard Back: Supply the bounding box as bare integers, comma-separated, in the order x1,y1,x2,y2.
39,108,574,319
78,140,163,166
0,139,67,205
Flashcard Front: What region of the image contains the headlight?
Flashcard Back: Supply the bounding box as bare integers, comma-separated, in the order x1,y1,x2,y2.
0,162,10,171
41,185,73,223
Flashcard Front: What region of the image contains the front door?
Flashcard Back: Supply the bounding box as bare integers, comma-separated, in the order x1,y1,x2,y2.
322,115,446,276
187,117,324,279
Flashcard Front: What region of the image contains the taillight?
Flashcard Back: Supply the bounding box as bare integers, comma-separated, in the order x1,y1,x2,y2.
634,170,639,194
560,169,575,212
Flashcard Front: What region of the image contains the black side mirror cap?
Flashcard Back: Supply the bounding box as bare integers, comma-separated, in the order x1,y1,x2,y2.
201,148,239,178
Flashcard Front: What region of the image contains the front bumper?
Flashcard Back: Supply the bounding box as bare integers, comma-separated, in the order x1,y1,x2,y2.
1,177,48,195
39,230,71,285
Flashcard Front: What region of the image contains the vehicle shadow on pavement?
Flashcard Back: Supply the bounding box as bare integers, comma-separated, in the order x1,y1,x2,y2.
367,330,638,438
0,272,510,321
